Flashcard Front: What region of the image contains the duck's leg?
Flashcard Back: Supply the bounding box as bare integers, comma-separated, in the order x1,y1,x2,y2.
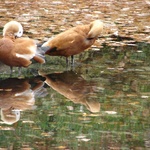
65,57,69,70
66,57,69,66
18,67,22,76
10,66,13,76
71,55,74,66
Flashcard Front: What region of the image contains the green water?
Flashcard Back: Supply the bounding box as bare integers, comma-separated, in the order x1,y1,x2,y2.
0,43,150,149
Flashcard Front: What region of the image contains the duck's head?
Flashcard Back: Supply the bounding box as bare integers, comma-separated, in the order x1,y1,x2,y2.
88,20,103,39
3,21,23,38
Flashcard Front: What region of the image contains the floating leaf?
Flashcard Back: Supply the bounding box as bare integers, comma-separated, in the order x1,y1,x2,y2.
141,95,149,98
105,111,117,115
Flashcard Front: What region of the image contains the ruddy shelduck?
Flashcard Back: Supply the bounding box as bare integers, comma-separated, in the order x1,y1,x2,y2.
0,21,49,75
42,20,103,65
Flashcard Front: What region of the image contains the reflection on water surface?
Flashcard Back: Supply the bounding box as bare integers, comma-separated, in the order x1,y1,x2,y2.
0,76,46,125
0,43,149,149
0,0,150,149
40,71,100,113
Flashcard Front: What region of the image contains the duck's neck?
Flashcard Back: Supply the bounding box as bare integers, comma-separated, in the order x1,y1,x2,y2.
3,32,16,41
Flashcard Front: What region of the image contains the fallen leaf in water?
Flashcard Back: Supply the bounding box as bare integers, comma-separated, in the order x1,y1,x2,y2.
105,111,117,114
0,126,15,130
141,95,149,98
80,138,91,142
66,106,74,111
55,146,67,149
22,121,34,124
76,135,86,139
129,102,140,105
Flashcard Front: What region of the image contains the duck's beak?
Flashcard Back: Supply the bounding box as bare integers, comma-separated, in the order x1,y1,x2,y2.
15,35,21,39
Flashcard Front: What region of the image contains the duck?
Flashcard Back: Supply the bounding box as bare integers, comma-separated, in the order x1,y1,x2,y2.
0,21,49,75
42,20,103,65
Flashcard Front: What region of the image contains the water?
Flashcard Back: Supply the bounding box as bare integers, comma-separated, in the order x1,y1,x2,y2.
0,0,150,149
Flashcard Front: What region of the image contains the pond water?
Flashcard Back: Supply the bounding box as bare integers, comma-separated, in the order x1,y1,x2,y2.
0,0,150,149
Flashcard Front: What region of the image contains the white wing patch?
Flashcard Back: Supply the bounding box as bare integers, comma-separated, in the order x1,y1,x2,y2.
16,53,35,60
42,37,54,47
16,46,36,60
28,45,36,52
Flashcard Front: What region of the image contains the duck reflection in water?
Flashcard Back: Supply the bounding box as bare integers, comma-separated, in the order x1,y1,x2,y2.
0,76,47,125
40,71,100,113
